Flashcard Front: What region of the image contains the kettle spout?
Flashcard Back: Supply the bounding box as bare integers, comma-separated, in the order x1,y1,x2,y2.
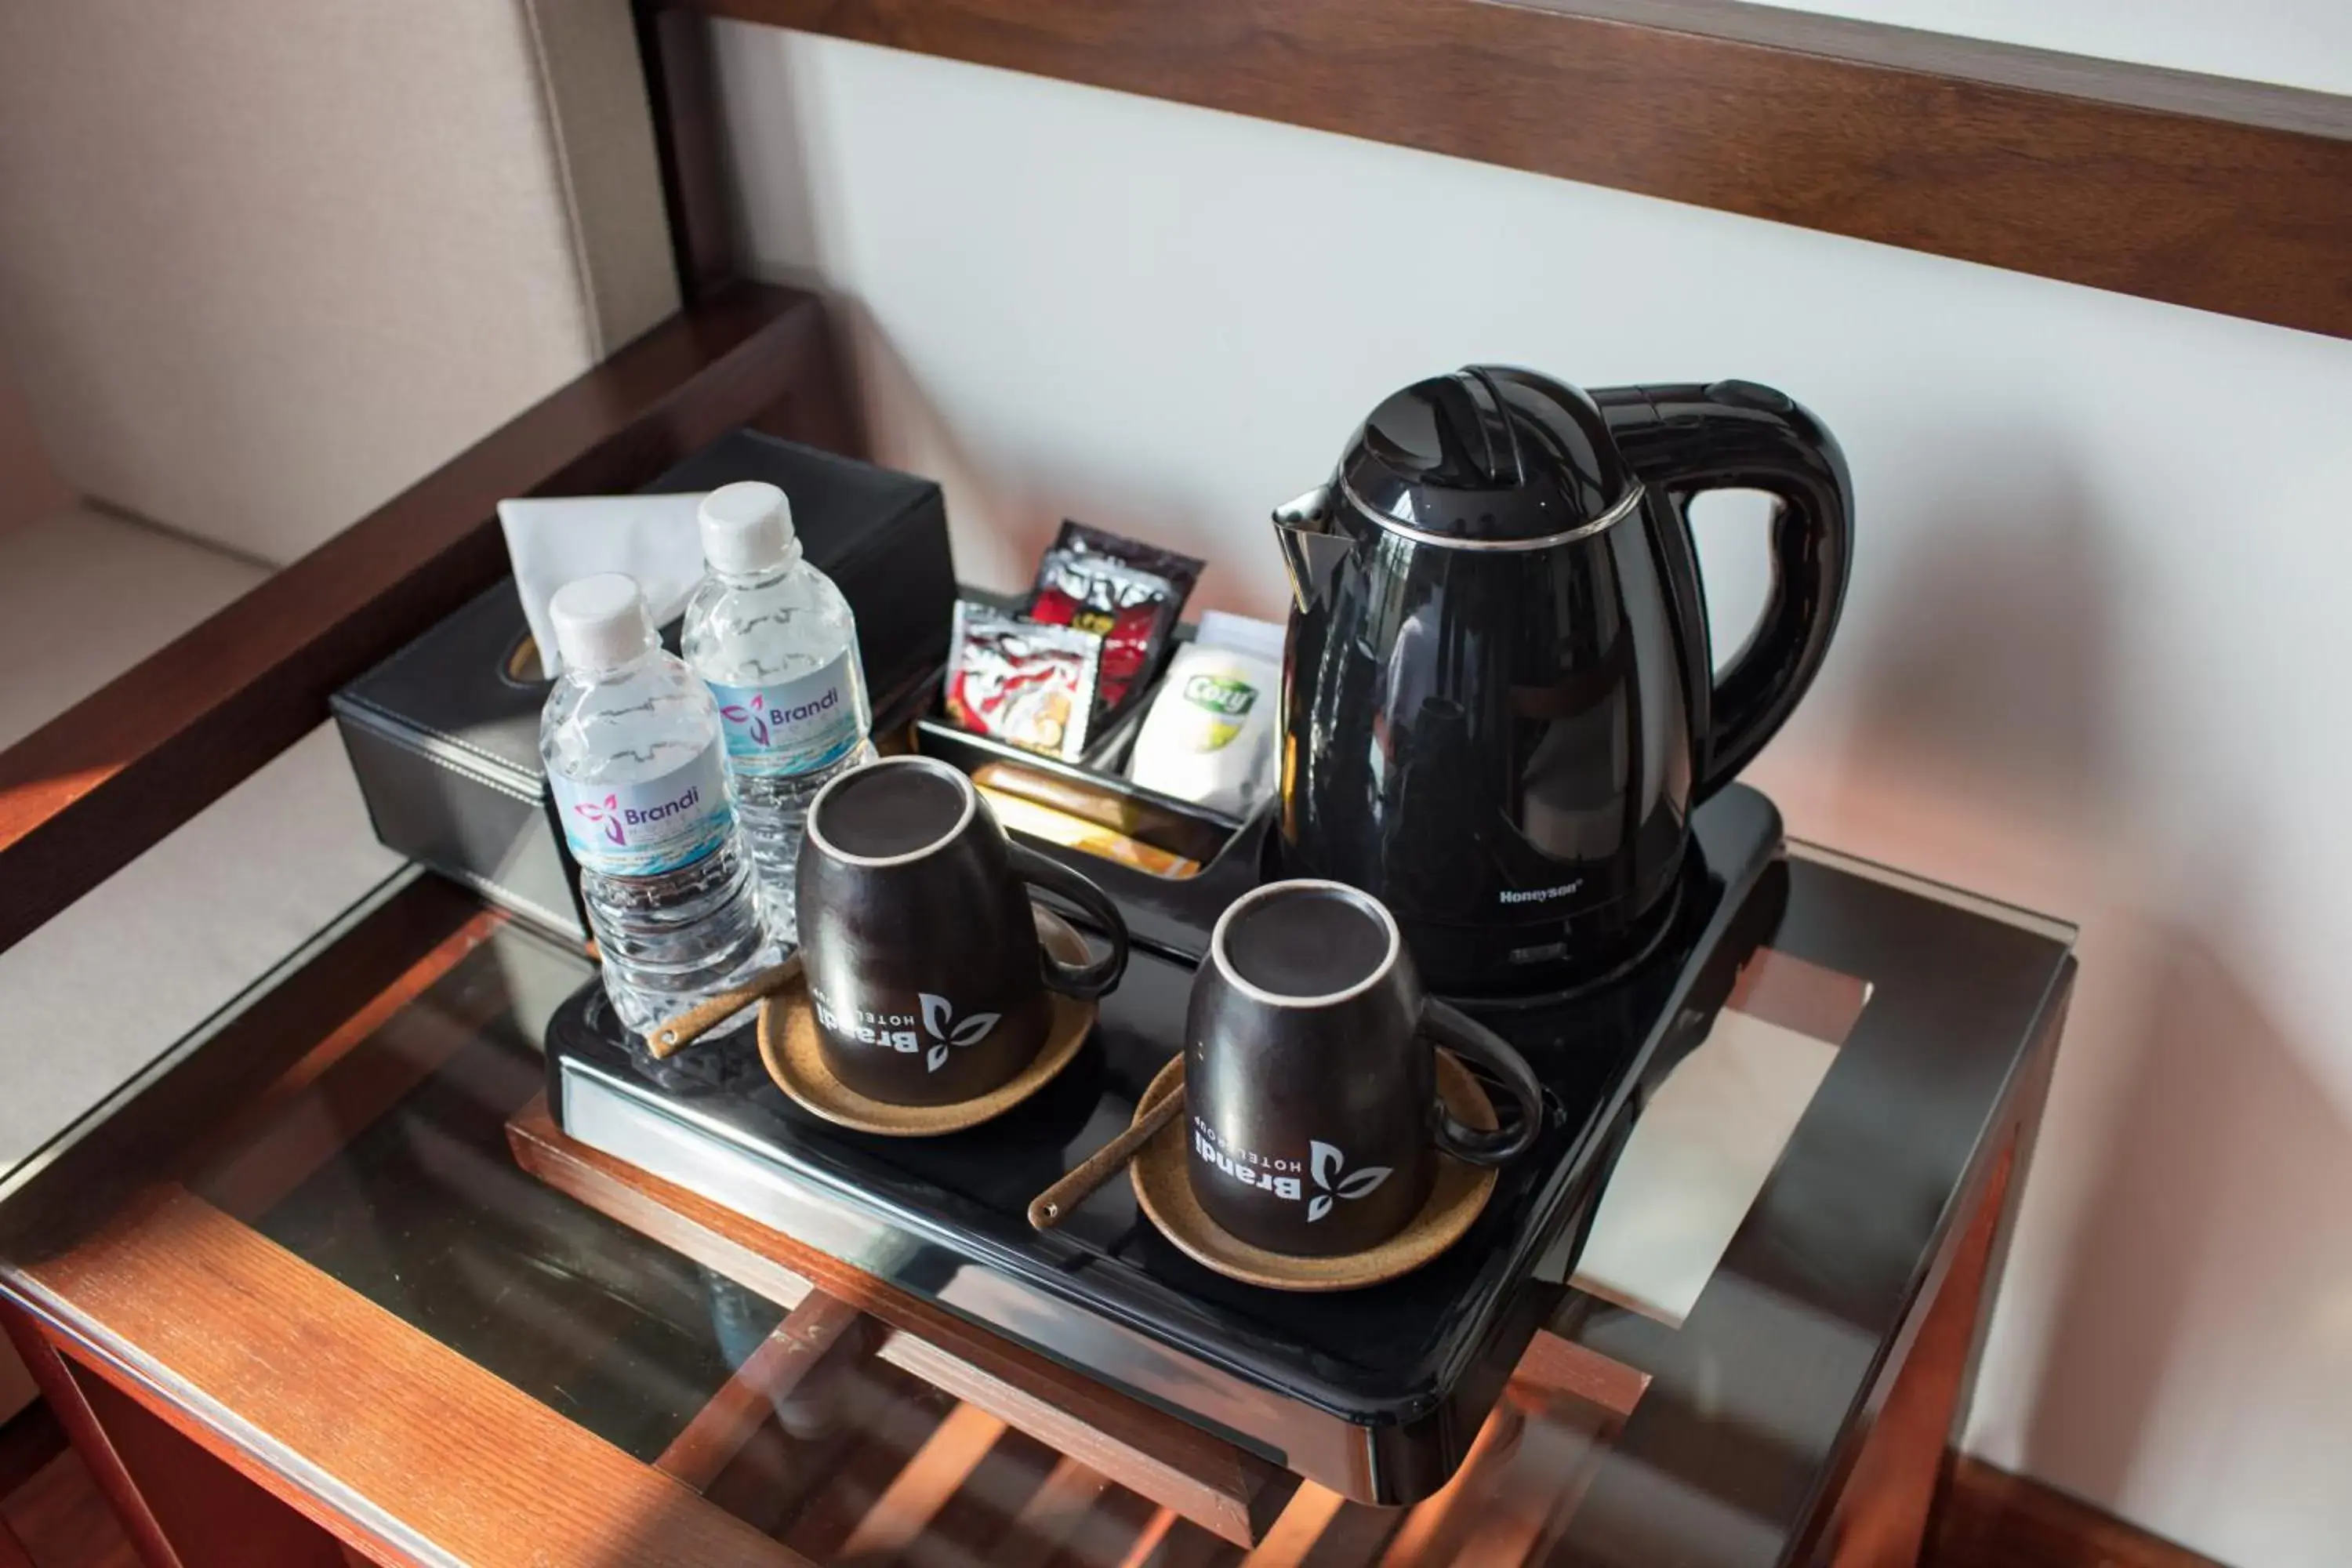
1273,488,1348,615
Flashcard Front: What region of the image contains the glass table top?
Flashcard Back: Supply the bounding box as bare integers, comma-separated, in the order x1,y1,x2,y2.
0,840,2075,1567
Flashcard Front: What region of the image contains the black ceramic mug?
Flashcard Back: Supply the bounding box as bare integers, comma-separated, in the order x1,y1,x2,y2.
1185,879,1544,1256
799,755,1129,1106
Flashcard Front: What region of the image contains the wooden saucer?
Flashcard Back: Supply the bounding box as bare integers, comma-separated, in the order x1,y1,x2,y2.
759,907,1098,1137
1128,1052,1500,1292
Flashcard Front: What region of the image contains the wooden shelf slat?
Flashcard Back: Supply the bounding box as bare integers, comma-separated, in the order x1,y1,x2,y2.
835,1401,1008,1560
506,1094,1299,1547
1001,1454,1120,1563
654,1288,869,1491
673,0,2352,339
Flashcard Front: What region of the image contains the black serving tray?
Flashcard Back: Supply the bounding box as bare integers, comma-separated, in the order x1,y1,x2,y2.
546,784,1784,1504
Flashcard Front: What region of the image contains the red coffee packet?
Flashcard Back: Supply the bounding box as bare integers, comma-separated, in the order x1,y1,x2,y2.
944,601,1103,761
1026,522,1205,717
1029,553,1177,714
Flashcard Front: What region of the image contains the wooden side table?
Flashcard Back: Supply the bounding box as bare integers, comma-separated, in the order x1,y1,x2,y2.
0,832,2071,1567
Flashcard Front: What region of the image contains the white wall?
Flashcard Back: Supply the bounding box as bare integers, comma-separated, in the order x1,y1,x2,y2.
710,20,2352,1567
1737,0,2352,96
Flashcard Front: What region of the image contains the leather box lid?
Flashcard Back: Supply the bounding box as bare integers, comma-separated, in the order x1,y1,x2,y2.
332,430,957,794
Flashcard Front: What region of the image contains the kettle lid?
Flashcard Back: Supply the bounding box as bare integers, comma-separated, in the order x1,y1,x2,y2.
1338,366,1637,546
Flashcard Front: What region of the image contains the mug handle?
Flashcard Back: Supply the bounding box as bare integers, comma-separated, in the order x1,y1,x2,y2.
1418,999,1545,1166
1007,843,1131,1000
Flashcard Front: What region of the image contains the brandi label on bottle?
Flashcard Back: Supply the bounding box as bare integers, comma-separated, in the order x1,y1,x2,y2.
707,654,866,776
547,743,733,878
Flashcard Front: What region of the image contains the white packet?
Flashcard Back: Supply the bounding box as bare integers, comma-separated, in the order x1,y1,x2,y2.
1127,611,1283,816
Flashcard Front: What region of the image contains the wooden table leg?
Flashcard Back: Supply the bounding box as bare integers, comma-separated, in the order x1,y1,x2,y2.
1,1305,184,1568
1,1302,351,1568
1822,1141,2015,1566
1822,985,2067,1567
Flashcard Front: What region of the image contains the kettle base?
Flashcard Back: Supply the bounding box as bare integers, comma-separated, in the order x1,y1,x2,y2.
1414,873,1686,1009
1401,882,1679,1004
1382,787,1784,1004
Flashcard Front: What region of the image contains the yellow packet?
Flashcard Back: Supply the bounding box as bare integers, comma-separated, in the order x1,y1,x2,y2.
976,786,1201,879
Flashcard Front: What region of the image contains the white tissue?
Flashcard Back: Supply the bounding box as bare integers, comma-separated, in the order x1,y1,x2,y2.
497,492,710,677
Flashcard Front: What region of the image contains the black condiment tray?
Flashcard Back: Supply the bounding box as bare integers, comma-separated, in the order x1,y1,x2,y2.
546,780,1784,1504
914,604,1250,882
915,719,1245,874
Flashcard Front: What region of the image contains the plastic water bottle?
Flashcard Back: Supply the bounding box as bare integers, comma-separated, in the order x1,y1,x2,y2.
539,573,778,1037
684,481,876,941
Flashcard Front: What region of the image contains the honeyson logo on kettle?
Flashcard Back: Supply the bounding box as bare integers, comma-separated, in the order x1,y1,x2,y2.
1192,1125,1392,1223
570,783,705,848
811,987,999,1073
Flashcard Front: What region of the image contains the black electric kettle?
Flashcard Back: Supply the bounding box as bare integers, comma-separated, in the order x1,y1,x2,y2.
1274,368,1852,993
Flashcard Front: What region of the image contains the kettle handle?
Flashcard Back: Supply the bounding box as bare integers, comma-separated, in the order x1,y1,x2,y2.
1595,382,1854,800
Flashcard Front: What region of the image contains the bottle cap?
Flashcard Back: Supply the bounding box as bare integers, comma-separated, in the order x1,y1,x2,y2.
698,481,796,575
550,573,653,673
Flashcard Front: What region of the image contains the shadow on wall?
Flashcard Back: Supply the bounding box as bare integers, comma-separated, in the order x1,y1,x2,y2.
844,302,1069,590
841,303,1297,612
1784,430,2352,1559
713,27,1167,600
2021,920,2352,1550
1831,441,2122,834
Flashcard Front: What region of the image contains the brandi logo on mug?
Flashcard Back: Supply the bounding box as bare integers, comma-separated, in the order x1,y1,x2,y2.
810,984,1000,1074
1192,1123,1392,1223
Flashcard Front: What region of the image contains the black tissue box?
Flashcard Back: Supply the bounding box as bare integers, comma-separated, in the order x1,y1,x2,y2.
332,431,957,941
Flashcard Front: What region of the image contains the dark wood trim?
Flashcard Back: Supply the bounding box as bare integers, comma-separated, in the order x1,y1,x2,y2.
0,281,851,960
635,0,740,299
670,0,2352,339
1929,1455,2226,1568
